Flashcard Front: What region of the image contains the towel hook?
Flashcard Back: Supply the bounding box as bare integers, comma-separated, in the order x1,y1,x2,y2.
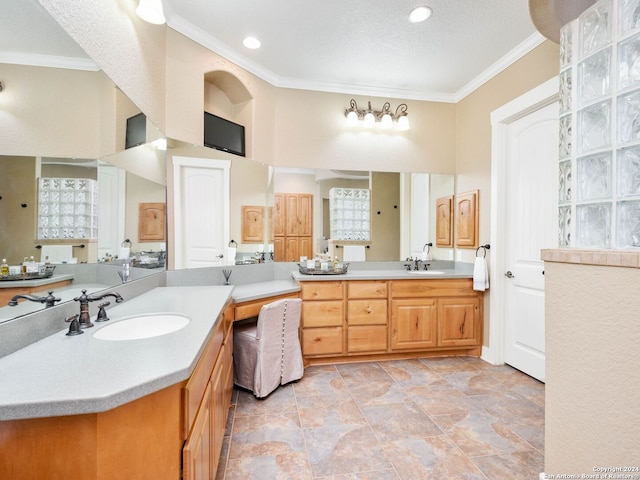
423,242,432,255
121,239,131,247
475,244,490,258
228,239,237,248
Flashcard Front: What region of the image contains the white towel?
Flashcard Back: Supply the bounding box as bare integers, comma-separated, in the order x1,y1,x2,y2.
119,247,130,259
473,257,489,291
40,245,73,264
226,247,237,265
343,245,366,261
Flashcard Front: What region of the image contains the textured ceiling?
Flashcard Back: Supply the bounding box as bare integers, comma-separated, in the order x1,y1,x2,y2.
1,0,542,101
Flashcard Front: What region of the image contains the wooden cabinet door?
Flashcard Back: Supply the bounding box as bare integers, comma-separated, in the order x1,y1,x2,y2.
211,350,225,475
241,205,264,243
285,194,300,236
285,237,299,262
391,299,437,350
435,196,453,247
437,297,481,347
297,194,313,236
298,236,313,260
183,382,213,480
273,237,285,262
138,202,166,242
272,194,285,237
455,190,479,248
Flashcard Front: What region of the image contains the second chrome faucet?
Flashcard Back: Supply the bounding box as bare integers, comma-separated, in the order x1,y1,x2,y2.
73,289,124,329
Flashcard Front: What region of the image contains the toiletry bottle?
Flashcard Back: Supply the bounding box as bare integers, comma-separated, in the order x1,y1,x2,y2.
22,257,28,274
27,256,38,273
0,259,9,277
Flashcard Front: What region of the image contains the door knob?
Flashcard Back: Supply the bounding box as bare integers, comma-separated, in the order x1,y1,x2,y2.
504,271,515,278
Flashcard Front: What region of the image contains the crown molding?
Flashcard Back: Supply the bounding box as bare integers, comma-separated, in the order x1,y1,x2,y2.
454,32,547,102
169,16,546,104
0,52,98,71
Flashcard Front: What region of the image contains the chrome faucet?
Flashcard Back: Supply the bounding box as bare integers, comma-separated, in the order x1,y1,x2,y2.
73,289,124,329
8,290,61,308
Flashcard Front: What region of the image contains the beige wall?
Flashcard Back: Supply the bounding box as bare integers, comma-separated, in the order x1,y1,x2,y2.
454,40,560,345
40,0,166,132
274,89,456,173
0,65,114,159
545,261,640,472
0,157,37,264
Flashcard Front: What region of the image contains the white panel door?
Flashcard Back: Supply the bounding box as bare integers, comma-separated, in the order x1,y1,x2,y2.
97,164,125,259
173,157,230,269
503,101,559,382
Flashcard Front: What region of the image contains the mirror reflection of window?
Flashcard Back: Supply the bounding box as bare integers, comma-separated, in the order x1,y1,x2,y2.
329,188,371,241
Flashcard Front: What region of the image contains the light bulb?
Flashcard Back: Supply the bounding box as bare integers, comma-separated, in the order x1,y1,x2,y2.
346,110,359,125
380,113,393,129
397,115,410,131
363,111,375,127
409,6,432,23
136,0,166,25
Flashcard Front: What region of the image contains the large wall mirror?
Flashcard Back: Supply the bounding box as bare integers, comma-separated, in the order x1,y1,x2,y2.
0,1,167,323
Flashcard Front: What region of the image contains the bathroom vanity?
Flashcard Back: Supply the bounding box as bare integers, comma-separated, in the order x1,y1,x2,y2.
0,286,234,480
292,268,482,364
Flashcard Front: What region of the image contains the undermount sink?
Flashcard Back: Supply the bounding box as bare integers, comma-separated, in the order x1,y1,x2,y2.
93,313,190,341
407,270,445,275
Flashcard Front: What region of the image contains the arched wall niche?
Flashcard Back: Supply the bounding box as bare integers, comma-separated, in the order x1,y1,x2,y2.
204,70,254,158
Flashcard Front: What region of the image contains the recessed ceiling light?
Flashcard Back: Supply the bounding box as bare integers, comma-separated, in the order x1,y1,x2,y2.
243,36,261,49
409,6,432,23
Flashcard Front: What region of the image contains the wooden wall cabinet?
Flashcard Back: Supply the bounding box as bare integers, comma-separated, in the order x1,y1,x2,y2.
455,190,479,248
273,193,313,261
435,195,453,247
138,202,166,242
241,205,264,243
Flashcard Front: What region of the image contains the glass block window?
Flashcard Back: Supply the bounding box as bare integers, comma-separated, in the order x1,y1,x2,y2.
38,178,98,240
559,0,640,249
329,188,370,241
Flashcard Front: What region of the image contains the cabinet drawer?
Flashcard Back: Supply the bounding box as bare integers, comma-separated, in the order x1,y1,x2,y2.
390,279,474,298
348,299,388,325
182,318,223,440
348,325,388,353
347,281,388,299
301,281,343,300
303,327,344,356
302,301,344,327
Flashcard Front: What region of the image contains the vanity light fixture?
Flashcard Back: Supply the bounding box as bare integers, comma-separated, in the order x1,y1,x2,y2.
136,0,166,25
409,6,432,23
344,99,410,130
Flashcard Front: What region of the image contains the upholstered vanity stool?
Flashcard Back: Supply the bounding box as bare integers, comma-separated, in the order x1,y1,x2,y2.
232,298,304,398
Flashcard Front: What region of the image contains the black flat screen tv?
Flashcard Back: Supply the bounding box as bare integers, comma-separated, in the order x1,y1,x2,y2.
204,112,245,157
125,112,146,149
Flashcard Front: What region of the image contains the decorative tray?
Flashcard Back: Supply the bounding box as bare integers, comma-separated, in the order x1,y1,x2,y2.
0,265,56,282
298,263,349,275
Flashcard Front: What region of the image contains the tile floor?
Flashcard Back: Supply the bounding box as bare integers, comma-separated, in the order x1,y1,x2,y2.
216,356,544,479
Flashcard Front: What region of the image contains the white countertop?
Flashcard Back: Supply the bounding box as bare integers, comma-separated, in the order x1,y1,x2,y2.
0,285,233,421
0,273,74,289
231,279,300,303
290,266,473,281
